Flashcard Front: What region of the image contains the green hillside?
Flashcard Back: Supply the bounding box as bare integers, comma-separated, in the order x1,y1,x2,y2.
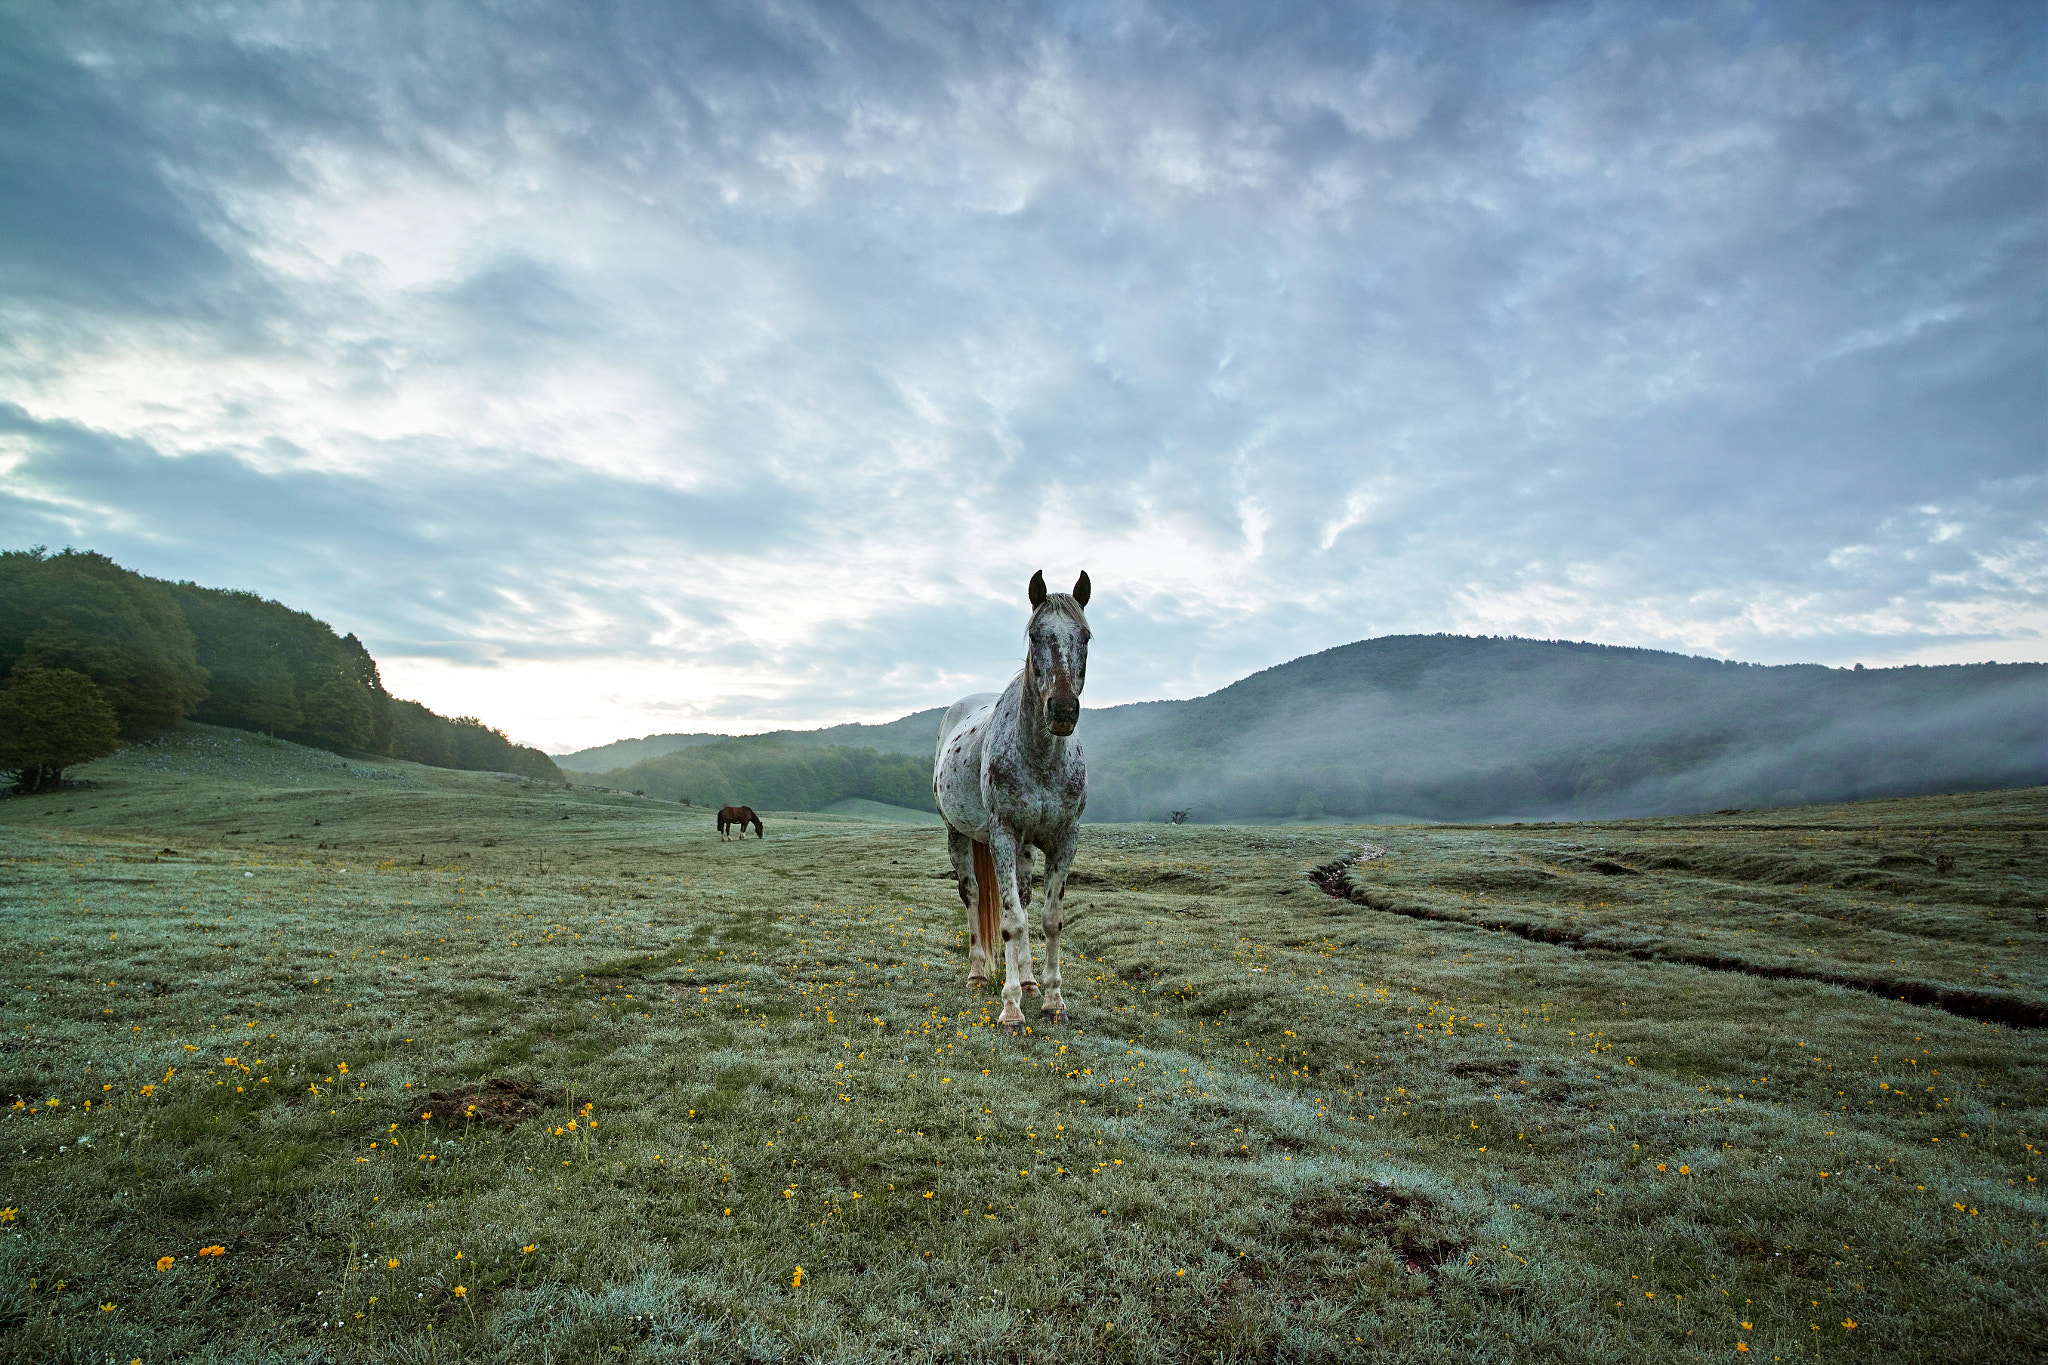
1074,635,2047,823
0,548,560,785
552,732,733,773
562,636,2048,826
596,736,935,813
553,710,947,773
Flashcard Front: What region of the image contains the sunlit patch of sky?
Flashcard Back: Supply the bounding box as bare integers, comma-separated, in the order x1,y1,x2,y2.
1,1,2040,752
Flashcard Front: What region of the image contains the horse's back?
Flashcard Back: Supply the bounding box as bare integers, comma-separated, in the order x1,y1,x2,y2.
938,693,999,750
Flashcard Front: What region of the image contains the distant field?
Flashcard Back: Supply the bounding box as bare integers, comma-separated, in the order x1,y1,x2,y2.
1,725,2043,1363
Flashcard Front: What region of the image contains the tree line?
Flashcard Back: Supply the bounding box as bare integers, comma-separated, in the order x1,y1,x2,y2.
0,548,562,790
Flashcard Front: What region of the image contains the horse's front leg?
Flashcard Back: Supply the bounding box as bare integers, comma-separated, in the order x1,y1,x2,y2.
989,832,1039,1033
1039,836,1076,1023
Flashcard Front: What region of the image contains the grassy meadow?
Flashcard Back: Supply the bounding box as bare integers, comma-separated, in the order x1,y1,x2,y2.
1,724,2043,1363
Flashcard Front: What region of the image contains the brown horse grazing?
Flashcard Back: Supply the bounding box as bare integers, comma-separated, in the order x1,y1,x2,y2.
717,806,763,839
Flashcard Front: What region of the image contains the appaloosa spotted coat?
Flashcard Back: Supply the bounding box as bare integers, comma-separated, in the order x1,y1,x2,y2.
933,570,1091,1033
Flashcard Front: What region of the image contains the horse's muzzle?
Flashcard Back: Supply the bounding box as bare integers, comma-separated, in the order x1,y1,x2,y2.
1046,696,1080,734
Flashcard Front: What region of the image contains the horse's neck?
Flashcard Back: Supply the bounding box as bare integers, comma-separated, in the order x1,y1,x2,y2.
1008,665,1067,767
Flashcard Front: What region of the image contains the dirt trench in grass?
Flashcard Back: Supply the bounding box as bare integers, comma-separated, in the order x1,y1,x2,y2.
1306,792,2048,1030
1311,861,2048,1028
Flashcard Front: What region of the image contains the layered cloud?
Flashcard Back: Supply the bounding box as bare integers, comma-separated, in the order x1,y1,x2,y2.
1,1,2040,750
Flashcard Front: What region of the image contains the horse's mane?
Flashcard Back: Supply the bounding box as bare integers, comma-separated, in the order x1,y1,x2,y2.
1029,594,1089,629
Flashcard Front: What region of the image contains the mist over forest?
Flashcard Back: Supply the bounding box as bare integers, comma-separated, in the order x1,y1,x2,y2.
565,636,2047,824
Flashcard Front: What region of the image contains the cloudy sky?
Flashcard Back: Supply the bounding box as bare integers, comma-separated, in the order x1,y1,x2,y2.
1,1,2041,753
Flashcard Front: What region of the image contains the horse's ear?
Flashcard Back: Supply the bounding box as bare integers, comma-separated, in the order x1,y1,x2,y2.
1072,571,1091,608
1028,570,1048,608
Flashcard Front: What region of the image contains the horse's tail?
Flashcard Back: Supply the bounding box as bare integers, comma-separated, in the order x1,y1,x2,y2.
971,839,1000,958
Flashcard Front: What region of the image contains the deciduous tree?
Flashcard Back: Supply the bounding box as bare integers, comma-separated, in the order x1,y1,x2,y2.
0,666,120,793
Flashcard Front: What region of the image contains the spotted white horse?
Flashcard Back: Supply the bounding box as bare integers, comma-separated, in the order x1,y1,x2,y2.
933,570,1091,1034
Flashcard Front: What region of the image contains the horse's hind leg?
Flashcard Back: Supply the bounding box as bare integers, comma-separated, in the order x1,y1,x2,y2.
948,827,989,987
1038,833,1077,1023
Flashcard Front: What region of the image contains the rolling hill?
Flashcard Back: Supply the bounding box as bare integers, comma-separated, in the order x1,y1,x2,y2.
1,547,562,784
566,635,2048,823
592,736,936,813
555,711,945,773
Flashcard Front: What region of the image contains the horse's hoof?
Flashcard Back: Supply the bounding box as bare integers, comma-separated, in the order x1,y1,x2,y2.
1021,981,1041,997
1040,1009,1066,1025
966,974,989,989
1001,1020,1025,1037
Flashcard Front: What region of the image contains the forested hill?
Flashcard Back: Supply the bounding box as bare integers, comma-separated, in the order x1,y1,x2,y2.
0,548,561,781
554,709,946,773
569,635,2048,823
551,732,731,772
595,737,936,812
1074,635,2048,822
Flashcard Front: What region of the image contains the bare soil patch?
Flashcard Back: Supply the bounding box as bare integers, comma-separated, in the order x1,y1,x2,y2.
414,1077,561,1131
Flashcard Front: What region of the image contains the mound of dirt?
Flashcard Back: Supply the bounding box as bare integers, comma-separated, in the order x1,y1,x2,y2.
413,1078,561,1131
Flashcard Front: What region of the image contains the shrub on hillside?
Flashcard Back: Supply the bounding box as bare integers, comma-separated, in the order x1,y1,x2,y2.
0,665,121,793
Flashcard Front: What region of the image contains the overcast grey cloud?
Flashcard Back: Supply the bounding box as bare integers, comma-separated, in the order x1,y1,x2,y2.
1,0,2040,750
